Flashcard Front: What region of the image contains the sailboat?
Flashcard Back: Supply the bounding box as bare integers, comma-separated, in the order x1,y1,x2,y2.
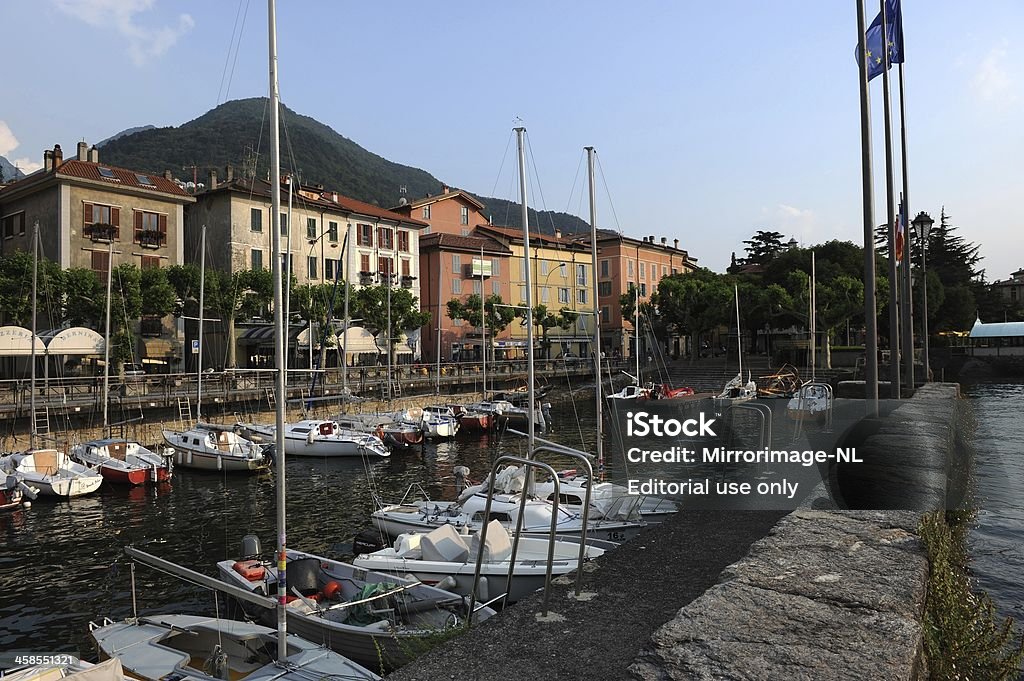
90,4,379,680
607,286,653,400
787,252,833,422
71,235,171,485
714,284,757,407
161,226,268,473
0,224,103,498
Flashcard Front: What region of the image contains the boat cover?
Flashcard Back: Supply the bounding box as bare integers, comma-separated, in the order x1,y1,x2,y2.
469,520,513,563
420,524,470,562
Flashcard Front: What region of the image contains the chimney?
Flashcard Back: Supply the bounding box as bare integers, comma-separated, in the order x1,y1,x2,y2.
209,168,218,190
77,141,88,161
225,164,234,182
442,184,450,194
660,236,667,245
674,238,679,249
332,192,338,202
163,170,173,180
88,145,99,163
52,144,63,169
44,149,53,172
648,234,654,243
555,228,562,239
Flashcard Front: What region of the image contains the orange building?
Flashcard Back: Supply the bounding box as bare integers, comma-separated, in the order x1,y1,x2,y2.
574,231,696,359
392,185,486,237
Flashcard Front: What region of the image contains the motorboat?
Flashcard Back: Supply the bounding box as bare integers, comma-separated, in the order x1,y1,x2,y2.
415,406,461,439
333,413,424,450
70,439,171,485
242,419,389,458
606,383,654,400
533,471,678,524
452,407,493,434
90,614,379,681
1,473,37,511
161,424,268,472
787,382,833,422
352,520,607,605
713,372,758,407
0,449,103,498
216,540,495,672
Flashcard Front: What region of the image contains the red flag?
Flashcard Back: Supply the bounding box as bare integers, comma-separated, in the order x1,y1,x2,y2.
894,214,905,263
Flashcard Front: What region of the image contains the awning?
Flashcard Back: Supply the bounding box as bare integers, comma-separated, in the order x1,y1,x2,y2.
0,326,46,356
238,325,304,347
39,327,104,355
375,332,413,355
969,318,1024,339
341,327,381,355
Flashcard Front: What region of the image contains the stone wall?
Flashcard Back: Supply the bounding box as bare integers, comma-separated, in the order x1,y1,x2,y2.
630,383,965,681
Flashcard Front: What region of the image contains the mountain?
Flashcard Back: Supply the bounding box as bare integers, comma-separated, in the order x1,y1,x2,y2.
97,125,156,147
97,98,588,234
0,155,26,182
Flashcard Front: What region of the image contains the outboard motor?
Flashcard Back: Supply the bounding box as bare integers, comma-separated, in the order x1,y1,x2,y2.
352,529,387,556
241,534,262,559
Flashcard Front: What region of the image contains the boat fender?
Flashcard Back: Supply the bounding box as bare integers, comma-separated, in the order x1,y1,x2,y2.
22,500,31,509
307,430,316,446
365,619,392,631
476,576,488,602
232,560,266,581
435,575,458,592
321,580,342,601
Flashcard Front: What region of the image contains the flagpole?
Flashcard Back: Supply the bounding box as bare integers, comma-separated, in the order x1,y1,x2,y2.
856,0,879,417
879,0,900,399
898,63,915,390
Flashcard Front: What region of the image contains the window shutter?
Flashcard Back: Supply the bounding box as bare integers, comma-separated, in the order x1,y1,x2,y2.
84,203,93,224
111,207,120,239
134,211,143,243
158,214,167,246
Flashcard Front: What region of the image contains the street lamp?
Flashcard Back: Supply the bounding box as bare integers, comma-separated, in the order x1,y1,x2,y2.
911,211,934,381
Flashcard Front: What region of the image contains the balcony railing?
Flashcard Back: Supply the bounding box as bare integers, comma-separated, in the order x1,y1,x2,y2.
401,275,416,289
136,229,166,249
84,223,118,242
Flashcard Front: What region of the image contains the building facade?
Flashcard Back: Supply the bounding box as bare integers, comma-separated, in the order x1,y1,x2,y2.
0,142,195,366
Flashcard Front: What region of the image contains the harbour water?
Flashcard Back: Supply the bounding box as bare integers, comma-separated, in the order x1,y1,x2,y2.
2,382,1022,660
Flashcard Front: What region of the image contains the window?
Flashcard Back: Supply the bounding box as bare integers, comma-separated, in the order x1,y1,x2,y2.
600,259,609,277
397,230,409,252
578,289,588,304
460,205,469,225
640,283,647,296
307,217,317,240
540,260,549,277
325,258,336,281
491,259,500,276
452,254,461,270
84,202,120,240
576,264,587,286
453,278,462,294
473,280,482,295
98,167,117,179
520,285,528,303
378,257,393,278
90,250,110,277
541,287,550,303
461,228,469,236
328,221,339,242
308,256,318,280
250,208,263,232
251,249,263,270
560,262,567,277
558,288,569,304
134,211,166,247
378,227,394,249
422,205,431,220
598,281,612,297
358,223,373,246
639,262,646,280
280,212,288,236
492,280,500,295
360,254,371,272
600,306,610,323
662,265,668,277
135,174,154,186
651,263,658,280
2,212,26,239
627,260,634,277
520,260,526,281
401,259,411,276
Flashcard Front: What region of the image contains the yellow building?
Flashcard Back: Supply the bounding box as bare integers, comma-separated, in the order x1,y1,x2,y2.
474,224,595,359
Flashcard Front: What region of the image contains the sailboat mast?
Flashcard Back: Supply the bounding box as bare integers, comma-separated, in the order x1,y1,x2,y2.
102,237,113,434
30,223,38,450
635,286,640,384
735,284,742,379
196,225,206,421
585,147,603,475
811,251,816,382
480,243,486,397
515,127,535,451
267,0,288,660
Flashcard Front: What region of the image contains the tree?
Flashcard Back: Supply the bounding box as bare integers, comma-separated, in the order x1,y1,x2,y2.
63,268,104,329
741,230,788,267
353,284,430,366
205,268,274,368
653,269,733,364
106,264,142,370
0,251,64,328
166,263,201,318
447,293,516,358
140,267,177,318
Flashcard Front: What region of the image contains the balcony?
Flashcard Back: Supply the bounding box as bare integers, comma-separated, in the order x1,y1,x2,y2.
140,317,163,337
401,275,417,289
358,271,374,286
83,223,117,242
136,229,166,249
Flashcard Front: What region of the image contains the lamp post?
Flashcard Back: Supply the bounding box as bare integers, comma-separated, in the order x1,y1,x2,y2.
911,211,934,381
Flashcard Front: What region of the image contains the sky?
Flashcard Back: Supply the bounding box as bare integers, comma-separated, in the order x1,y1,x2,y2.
2,1,1021,284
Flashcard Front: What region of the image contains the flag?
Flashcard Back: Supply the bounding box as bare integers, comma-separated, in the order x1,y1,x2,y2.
894,212,905,263
855,0,904,82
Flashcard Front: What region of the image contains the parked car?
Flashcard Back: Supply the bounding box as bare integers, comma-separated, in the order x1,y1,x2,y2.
122,363,145,377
